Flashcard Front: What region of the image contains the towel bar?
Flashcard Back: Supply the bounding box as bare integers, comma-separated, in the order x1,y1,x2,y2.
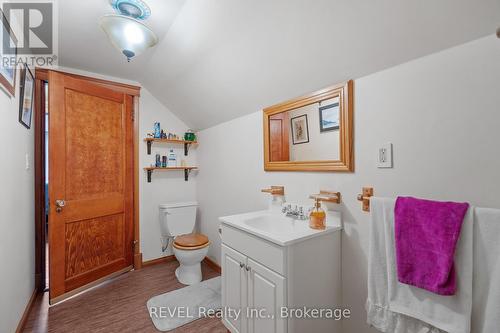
357,187,374,212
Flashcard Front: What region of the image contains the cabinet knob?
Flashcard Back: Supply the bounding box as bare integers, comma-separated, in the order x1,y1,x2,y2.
245,265,251,272
240,262,245,269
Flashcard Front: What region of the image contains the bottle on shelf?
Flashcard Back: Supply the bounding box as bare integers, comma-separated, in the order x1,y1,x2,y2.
154,122,161,138
168,149,177,167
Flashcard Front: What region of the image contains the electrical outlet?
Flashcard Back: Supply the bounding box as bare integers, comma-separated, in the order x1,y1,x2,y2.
377,143,393,168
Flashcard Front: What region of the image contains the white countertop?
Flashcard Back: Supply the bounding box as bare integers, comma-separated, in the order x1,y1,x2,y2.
219,209,342,246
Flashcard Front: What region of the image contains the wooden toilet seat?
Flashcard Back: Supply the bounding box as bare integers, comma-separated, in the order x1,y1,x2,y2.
173,233,210,250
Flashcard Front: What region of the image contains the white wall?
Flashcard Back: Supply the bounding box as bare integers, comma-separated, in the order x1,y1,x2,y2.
196,35,500,333
139,88,197,261
0,6,36,332
0,68,35,332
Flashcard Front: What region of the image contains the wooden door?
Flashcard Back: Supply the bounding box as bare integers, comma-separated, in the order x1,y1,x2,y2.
221,244,248,333
269,113,290,162
247,258,286,333
48,71,135,303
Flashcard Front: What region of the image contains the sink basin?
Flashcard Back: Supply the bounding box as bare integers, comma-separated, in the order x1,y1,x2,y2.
244,215,298,233
219,210,342,246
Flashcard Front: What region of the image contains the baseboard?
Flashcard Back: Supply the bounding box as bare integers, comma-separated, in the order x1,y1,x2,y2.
142,255,177,267
15,288,38,333
203,256,221,274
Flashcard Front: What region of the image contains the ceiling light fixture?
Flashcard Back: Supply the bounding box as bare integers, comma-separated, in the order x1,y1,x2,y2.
99,0,158,62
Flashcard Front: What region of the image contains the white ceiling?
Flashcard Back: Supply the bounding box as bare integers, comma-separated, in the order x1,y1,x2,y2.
59,0,500,130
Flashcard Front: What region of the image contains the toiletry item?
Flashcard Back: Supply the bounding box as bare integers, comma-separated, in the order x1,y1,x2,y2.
155,154,161,167
154,122,161,138
161,130,166,139
162,156,167,168
309,198,326,230
167,149,177,167
184,129,196,142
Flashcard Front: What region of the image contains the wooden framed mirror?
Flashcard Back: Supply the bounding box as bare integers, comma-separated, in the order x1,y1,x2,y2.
263,80,353,172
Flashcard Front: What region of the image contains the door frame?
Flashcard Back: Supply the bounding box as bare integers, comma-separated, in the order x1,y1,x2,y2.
33,68,143,292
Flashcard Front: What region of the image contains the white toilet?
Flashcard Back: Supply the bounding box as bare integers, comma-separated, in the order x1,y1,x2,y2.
159,202,210,285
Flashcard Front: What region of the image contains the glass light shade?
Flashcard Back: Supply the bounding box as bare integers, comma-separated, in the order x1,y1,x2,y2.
99,14,158,61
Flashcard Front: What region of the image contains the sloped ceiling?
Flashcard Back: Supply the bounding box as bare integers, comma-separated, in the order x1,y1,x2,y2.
59,0,500,129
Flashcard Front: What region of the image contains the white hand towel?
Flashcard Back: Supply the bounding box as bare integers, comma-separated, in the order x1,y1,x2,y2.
367,197,445,333
470,207,500,333
387,200,473,333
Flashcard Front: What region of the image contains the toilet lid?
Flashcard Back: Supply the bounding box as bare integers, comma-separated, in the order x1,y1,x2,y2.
174,233,209,248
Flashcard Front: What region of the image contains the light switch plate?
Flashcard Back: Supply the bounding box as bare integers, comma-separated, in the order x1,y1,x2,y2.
377,143,393,168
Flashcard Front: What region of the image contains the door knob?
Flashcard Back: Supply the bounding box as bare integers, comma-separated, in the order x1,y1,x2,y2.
55,199,66,213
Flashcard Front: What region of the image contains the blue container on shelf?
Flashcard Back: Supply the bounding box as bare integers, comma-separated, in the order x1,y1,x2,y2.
154,122,161,138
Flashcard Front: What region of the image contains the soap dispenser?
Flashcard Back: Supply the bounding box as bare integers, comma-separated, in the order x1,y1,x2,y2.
309,198,326,230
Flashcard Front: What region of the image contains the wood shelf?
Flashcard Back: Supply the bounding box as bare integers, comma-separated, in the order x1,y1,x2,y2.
144,138,198,156
144,166,198,182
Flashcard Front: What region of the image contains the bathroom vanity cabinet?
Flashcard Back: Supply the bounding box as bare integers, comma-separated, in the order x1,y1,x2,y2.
219,210,342,333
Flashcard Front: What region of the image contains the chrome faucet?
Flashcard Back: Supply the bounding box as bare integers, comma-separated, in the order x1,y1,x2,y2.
282,204,308,220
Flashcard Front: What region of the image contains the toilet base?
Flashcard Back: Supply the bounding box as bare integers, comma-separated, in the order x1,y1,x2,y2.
175,263,202,285
173,243,209,285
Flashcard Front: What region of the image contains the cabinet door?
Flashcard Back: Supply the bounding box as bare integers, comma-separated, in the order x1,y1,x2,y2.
247,258,286,333
222,244,247,333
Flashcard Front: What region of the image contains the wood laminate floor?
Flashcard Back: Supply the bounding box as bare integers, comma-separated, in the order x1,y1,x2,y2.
23,260,227,333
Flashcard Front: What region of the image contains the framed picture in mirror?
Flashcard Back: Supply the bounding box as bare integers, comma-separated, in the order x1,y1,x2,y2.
291,114,309,145
319,102,340,132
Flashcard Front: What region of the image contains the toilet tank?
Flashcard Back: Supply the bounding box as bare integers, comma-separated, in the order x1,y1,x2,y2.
159,202,198,237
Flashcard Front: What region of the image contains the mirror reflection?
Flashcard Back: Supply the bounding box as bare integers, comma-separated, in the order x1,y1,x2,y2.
269,97,340,162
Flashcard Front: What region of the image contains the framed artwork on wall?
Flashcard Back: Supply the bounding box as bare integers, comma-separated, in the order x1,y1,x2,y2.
0,9,18,96
19,63,34,129
291,114,309,145
319,102,340,132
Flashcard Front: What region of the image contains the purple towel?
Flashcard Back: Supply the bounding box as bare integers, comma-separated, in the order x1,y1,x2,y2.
394,197,469,295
